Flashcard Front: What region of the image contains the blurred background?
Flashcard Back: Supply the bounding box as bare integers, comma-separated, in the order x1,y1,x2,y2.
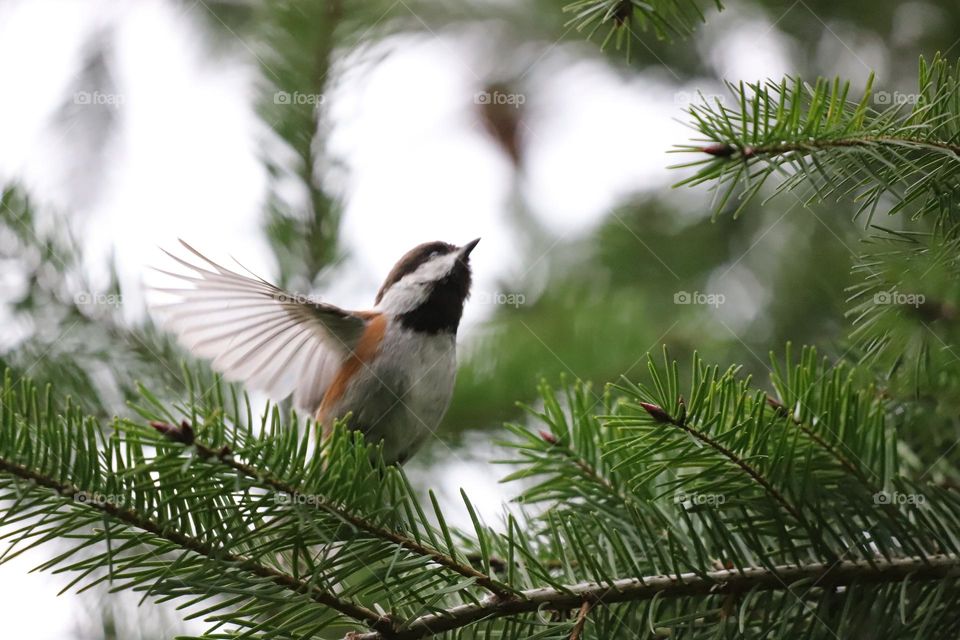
0,0,957,637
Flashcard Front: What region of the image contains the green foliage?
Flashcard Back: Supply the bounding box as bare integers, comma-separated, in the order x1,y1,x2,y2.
563,0,723,53
2,346,959,638
674,55,960,227
4,2,960,638
0,370,501,638
846,230,960,395
0,187,188,418
673,56,960,480
844,227,960,480
447,195,856,435
251,2,343,287
507,347,919,572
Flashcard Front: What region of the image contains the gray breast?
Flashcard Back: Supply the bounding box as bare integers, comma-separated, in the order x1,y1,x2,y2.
334,327,457,464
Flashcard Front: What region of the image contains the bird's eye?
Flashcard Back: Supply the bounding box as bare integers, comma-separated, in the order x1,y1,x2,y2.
429,250,440,259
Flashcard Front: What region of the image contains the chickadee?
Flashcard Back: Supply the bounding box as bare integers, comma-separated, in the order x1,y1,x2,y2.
151,238,479,464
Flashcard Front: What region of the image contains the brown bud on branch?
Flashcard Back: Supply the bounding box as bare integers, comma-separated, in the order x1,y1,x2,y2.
539,430,559,445
765,395,788,417
149,419,195,445
700,143,735,157
638,402,673,424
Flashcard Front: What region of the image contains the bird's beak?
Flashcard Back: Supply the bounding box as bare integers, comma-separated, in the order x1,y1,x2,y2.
458,237,480,259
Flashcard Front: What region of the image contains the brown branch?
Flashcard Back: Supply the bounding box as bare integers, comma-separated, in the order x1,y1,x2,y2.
348,554,960,640
765,397,932,557
466,552,566,573
551,442,633,507
702,135,960,159
637,403,805,524
0,458,394,635
569,600,592,640
636,402,840,561
765,396,872,485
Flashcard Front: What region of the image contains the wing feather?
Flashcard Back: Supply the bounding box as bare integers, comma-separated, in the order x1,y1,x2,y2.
150,240,366,410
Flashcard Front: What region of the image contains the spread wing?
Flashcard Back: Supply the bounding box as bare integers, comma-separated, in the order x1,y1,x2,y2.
150,240,365,411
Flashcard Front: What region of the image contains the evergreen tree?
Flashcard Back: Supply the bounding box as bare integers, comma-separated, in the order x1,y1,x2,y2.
2,1,960,638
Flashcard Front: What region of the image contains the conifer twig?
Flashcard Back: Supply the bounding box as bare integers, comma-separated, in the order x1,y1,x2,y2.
150,421,516,600
569,600,593,640
349,554,960,640
0,458,395,634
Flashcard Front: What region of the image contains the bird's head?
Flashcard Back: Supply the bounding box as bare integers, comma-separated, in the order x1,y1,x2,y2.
375,238,479,334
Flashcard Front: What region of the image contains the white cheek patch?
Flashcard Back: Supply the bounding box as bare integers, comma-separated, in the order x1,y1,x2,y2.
377,252,458,314
378,279,426,314
413,252,458,283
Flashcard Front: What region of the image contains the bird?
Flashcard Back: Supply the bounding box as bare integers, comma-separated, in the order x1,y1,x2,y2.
150,238,479,465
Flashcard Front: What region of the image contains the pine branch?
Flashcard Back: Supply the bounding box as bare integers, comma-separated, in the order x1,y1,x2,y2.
350,554,960,640
846,230,960,376
569,600,592,640
0,458,393,633
0,373,513,637
253,1,344,284
674,55,960,225
563,0,723,53
764,370,932,559
699,136,960,161
151,419,516,600
513,382,639,510
633,400,806,525
3,348,960,638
